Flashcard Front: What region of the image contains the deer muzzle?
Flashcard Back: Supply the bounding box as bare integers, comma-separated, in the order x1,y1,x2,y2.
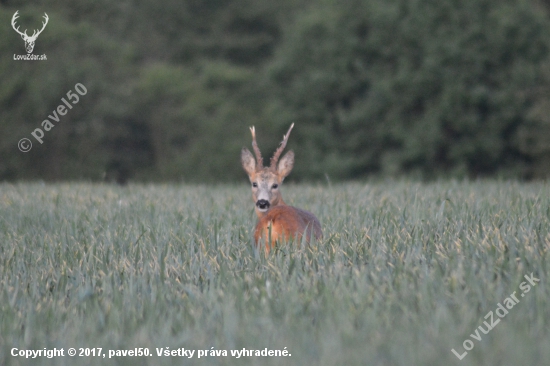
256,199,270,211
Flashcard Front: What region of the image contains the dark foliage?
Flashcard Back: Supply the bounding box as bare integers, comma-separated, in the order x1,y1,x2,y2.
1,0,550,182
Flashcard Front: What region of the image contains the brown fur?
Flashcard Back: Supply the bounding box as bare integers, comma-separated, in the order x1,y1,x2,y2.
254,205,323,252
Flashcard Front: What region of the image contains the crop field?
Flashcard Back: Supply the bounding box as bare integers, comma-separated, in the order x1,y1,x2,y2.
0,181,549,365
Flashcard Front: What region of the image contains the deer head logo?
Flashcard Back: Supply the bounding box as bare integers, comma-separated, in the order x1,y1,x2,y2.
11,11,49,54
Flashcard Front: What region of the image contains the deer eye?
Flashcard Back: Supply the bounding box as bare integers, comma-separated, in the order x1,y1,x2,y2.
272,184,278,189
252,182,258,188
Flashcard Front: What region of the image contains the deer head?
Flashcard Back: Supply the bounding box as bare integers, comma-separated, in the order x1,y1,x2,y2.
12,11,49,54
242,124,295,215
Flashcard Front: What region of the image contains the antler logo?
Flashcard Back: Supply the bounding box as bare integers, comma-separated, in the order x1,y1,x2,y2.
11,11,49,54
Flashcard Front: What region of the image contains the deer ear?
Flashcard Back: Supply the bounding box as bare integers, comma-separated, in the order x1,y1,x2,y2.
277,150,294,179
241,148,256,175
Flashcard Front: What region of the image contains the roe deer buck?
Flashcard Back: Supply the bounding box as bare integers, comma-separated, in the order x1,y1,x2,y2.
241,123,322,252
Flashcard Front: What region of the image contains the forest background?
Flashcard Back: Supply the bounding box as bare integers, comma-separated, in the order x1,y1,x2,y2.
2,0,550,183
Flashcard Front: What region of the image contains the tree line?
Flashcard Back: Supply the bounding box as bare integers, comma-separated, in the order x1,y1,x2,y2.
2,0,550,183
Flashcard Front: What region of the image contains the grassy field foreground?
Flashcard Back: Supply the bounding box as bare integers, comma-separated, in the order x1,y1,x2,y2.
0,181,548,365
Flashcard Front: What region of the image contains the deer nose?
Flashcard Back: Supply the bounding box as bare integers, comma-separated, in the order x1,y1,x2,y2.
256,199,270,210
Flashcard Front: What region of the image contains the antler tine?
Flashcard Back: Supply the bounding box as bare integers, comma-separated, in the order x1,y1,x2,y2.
40,13,48,31
32,13,49,38
11,11,27,37
270,123,295,171
249,126,263,169
11,10,19,27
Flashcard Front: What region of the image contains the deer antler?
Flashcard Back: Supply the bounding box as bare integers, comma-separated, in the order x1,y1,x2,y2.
249,126,264,169
31,13,49,39
11,11,28,38
11,11,48,40
270,123,294,171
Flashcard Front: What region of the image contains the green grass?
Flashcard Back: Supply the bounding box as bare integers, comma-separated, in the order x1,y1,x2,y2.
0,181,548,365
